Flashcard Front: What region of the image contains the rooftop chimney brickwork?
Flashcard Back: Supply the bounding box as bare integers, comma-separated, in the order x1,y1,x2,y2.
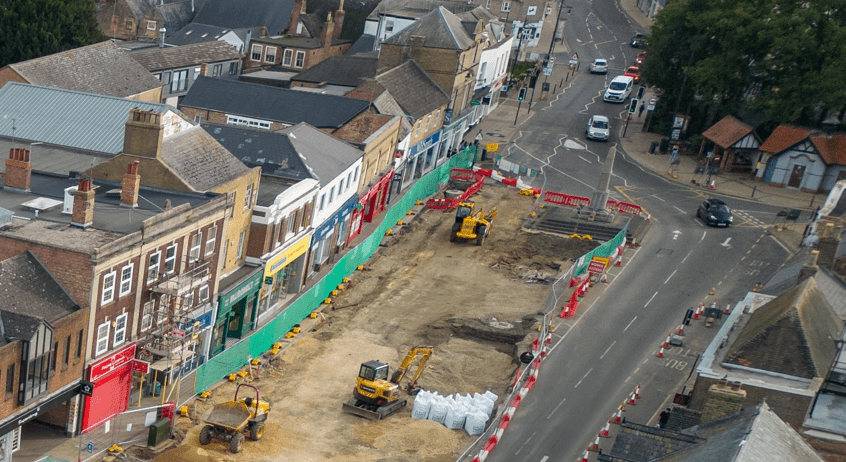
817,222,840,270
72,178,95,228
121,161,141,208
322,12,335,48
701,380,746,423
4,148,32,192
334,0,345,39
290,0,306,36
798,249,820,282
123,109,164,159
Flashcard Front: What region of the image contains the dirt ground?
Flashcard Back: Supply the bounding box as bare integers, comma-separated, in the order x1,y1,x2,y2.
145,182,597,462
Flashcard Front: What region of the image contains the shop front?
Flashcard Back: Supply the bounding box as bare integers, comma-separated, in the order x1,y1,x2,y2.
308,196,357,276
348,167,394,243
439,111,472,163
402,131,442,189
81,343,136,433
257,234,311,323
211,268,263,357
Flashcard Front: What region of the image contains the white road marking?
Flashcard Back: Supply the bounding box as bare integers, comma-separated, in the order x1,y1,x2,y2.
578,155,592,163
673,206,686,213
547,399,566,419
575,368,593,387
540,457,549,462
644,291,658,307
699,231,707,243
664,270,677,284
515,431,537,455
681,250,693,264
600,341,617,359
624,316,637,332
721,237,732,247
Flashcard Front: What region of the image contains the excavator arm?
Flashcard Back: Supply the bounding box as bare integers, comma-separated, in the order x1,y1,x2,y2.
390,346,434,392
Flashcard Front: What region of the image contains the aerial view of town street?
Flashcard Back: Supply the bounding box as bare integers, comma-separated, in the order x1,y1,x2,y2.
0,0,844,461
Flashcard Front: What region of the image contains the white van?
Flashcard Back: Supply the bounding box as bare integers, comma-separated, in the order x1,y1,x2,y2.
603,75,634,103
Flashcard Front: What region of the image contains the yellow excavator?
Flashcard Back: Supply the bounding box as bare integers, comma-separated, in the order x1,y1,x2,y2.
450,201,497,245
342,346,433,420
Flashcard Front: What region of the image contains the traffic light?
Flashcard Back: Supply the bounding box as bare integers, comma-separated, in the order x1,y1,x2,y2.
629,98,639,114
518,88,527,101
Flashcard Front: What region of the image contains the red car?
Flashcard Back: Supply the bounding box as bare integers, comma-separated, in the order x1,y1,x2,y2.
624,65,641,83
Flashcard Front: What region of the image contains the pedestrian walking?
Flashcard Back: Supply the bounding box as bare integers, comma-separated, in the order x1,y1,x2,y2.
638,103,645,118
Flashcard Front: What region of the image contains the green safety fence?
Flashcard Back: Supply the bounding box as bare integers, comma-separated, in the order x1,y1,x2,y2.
195,148,476,392
573,223,629,277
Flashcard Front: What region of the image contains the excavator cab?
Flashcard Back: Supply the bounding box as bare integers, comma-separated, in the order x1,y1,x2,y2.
358,360,389,382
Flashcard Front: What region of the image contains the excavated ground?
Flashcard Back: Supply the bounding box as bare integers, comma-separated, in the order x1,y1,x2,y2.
144,182,597,462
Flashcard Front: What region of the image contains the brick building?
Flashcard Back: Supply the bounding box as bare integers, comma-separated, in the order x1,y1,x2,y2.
91,0,201,42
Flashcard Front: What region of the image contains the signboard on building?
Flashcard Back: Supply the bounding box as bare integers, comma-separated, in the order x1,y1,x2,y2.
88,343,136,383
486,143,499,152
219,270,264,314
265,235,311,277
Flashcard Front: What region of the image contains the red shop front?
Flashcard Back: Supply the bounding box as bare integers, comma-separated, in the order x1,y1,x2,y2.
348,168,394,243
82,343,136,433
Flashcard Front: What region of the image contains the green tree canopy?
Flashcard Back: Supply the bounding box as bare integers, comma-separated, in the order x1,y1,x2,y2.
643,0,846,129
0,0,105,68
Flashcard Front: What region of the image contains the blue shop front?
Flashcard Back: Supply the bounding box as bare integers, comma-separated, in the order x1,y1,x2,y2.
401,130,442,189
308,195,357,275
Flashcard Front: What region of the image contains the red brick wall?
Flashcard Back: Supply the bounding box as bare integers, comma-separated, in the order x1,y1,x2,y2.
0,238,93,308
0,67,28,90
247,222,269,258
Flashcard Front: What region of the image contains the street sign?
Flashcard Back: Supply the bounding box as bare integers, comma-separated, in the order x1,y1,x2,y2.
588,260,606,274
131,359,150,374
486,143,499,152
80,380,95,397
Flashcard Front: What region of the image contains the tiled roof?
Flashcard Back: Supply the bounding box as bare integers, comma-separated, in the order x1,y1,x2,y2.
723,278,841,379
367,0,477,20
202,123,313,182
702,115,756,149
0,82,170,155
665,407,702,432
383,6,475,50
602,421,701,461
0,251,79,328
160,126,253,191
759,125,812,154
180,76,369,128
6,41,162,98
281,123,363,186
347,34,376,55
157,0,202,35
810,133,846,165
291,55,377,87
332,111,397,144
130,41,240,71
193,0,295,36
374,60,448,119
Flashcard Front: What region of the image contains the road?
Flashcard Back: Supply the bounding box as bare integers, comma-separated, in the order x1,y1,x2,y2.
486,0,794,460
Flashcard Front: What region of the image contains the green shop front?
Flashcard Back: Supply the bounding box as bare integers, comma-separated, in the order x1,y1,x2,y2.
211,266,263,357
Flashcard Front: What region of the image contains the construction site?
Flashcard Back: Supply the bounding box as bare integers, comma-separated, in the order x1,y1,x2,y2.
139,180,600,462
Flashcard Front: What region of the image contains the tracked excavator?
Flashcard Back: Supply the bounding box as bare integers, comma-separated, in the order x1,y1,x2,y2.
342,346,434,420
450,201,497,245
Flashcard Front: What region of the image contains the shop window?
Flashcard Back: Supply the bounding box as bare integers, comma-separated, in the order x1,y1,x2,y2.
141,301,154,332
119,263,133,297
205,225,217,255
101,271,116,305
189,232,202,262
147,251,160,283
164,245,177,274
95,322,109,356
113,313,128,346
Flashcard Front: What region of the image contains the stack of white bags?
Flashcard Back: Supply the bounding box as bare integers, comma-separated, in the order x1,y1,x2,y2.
411,390,498,435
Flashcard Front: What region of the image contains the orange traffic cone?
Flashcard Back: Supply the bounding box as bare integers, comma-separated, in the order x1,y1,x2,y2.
588,436,600,451
599,422,611,437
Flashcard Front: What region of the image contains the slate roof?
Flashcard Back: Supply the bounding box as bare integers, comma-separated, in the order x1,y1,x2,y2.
810,133,846,165
332,111,397,144
166,23,244,46
4,41,163,98
383,6,475,50
347,34,376,55
722,278,841,379
160,126,253,191
202,123,313,182
373,60,448,119
702,116,757,150
0,82,170,155
250,35,349,50
664,407,703,432
290,55,377,87
280,122,363,187
130,41,241,72
192,0,295,36
0,251,78,330
157,0,202,36
181,77,369,128
346,80,412,139
366,0,476,21
602,421,702,461
759,125,812,154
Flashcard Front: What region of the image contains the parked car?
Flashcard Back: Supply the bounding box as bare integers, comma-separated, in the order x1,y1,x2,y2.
603,75,634,103
697,199,733,227
630,33,648,48
585,115,610,141
589,59,608,74
624,65,641,83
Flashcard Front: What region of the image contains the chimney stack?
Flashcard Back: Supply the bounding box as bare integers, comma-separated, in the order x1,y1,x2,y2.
817,222,840,270
334,0,346,39
4,148,32,192
72,178,95,228
701,380,745,423
409,35,426,62
200,63,209,76
322,12,335,48
123,109,164,158
159,27,166,47
289,0,306,36
121,161,141,208
798,250,819,283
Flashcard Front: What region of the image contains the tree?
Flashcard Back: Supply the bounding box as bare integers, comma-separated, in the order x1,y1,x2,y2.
0,0,105,68
643,0,846,131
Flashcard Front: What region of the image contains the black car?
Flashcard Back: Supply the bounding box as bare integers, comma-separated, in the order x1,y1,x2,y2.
697,199,733,227
630,33,648,48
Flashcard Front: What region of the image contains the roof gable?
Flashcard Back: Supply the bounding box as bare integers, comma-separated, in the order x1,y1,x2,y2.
702,115,756,149
723,278,841,379
383,6,474,50
181,77,369,128
130,41,241,71
193,0,295,36
372,60,448,119
760,125,812,154
7,41,162,98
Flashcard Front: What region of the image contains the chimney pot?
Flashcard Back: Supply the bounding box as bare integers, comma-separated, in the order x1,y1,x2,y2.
121,161,141,208
731,381,742,391
72,178,95,228
4,148,32,192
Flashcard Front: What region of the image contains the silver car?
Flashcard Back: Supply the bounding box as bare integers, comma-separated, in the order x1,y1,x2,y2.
586,115,610,141
589,59,608,74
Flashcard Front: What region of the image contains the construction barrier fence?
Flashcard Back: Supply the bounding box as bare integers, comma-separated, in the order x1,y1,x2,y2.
78,402,175,462
194,148,476,393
